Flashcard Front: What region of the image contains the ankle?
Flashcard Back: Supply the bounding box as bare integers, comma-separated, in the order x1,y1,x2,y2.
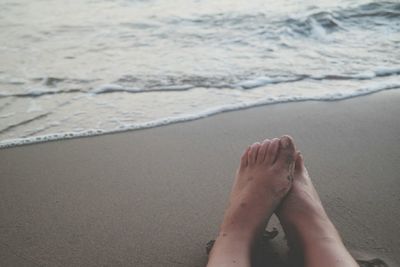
282,213,342,249
216,227,256,248
219,207,274,243
207,231,253,267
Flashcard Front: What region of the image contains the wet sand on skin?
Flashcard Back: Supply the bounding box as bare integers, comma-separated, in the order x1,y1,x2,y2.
0,90,399,266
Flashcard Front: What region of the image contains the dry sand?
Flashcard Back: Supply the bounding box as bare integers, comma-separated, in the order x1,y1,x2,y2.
1,90,399,266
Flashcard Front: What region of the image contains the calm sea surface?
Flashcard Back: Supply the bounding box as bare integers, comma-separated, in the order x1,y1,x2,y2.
0,0,399,147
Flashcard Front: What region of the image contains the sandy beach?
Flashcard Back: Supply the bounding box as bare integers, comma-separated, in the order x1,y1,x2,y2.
1,90,399,266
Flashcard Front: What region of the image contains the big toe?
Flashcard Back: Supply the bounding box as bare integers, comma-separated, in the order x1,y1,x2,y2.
275,135,296,171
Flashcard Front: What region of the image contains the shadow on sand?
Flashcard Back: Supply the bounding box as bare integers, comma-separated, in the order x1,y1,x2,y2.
206,229,390,267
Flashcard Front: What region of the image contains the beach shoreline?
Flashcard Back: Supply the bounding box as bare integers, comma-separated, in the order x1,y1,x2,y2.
1,90,399,266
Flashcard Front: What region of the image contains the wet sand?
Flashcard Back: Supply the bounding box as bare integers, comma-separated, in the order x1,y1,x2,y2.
0,90,399,266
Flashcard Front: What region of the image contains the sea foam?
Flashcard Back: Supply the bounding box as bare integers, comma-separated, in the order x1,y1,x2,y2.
1,81,399,149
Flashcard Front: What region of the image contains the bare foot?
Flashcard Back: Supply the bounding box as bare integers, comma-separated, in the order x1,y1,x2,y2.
276,152,329,243
276,153,358,267
221,136,296,238
207,135,296,266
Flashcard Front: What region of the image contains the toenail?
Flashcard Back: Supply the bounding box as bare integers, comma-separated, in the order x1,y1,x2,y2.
281,136,290,148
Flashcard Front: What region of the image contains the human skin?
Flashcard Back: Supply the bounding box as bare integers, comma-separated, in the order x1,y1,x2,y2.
276,152,358,267
207,135,358,267
207,136,296,267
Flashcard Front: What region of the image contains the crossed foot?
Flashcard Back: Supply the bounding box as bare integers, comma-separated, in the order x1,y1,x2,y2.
207,135,358,267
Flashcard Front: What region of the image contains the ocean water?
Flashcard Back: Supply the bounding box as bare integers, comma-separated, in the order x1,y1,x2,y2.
0,0,399,148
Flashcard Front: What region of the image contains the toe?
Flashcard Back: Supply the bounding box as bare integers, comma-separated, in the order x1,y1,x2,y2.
274,135,296,170
240,146,251,169
248,142,261,164
265,138,280,164
257,139,270,163
294,151,305,175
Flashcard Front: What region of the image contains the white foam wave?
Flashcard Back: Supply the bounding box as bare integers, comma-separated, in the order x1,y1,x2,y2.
90,83,195,94
1,81,399,149
374,67,400,77
90,84,142,94
236,76,301,89
150,84,194,91
89,67,400,95
25,88,55,97
2,66,398,99
233,66,400,90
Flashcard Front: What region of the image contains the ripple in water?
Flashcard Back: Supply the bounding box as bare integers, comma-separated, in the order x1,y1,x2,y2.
0,0,399,147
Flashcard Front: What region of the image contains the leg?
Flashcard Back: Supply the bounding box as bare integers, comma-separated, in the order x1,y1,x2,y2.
207,136,296,267
276,153,358,267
